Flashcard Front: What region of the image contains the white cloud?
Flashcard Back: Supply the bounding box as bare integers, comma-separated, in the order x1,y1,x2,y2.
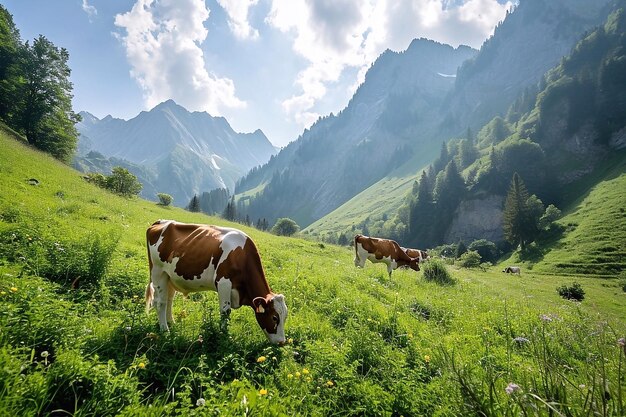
266,0,513,129
114,0,245,115
82,0,97,20
216,0,260,40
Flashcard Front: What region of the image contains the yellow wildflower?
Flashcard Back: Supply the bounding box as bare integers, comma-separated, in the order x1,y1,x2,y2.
257,356,267,363
424,355,431,363
0,291,6,295
10,287,17,292
288,338,294,344
295,371,301,378
287,373,293,379
326,380,334,387
259,389,268,396
306,376,312,382
302,368,309,375
138,362,146,369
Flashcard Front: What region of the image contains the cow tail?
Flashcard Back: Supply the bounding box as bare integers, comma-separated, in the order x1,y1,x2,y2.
145,282,154,314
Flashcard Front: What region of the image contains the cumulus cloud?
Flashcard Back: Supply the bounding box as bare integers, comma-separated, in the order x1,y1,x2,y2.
266,0,513,128
82,0,97,20
217,0,260,40
114,0,245,115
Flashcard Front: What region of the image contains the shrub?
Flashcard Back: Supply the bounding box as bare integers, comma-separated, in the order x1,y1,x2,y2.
468,239,499,263
557,282,585,301
156,193,173,206
422,259,456,285
271,218,300,236
457,250,482,268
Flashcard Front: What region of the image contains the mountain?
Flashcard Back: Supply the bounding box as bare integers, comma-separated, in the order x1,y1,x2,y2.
237,0,615,232
74,100,276,206
428,5,626,253
236,39,477,227
444,0,614,135
298,0,618,240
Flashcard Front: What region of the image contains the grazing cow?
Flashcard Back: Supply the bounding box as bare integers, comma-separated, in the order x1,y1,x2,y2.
402,247,430,263
354,234,420,277
145,220,288,344
502,266,521,275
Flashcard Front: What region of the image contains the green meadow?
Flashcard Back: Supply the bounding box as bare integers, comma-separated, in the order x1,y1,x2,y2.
1,128,625,416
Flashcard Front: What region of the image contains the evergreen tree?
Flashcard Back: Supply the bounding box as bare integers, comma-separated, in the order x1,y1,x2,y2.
188,194,201,212
503,173,534,251
457,139,477,169
433,141,450,173
408,171,435,246
455,240,467,258
431,161,466,245
222,196,237,220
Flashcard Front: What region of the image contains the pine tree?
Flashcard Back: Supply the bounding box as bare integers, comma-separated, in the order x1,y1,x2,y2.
188,194,200,212
503,173,533,251
408,171,435,246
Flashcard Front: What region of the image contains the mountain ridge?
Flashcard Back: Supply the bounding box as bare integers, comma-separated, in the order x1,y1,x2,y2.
74,100,276,207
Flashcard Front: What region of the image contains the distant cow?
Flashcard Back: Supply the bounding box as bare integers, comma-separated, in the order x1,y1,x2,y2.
402,247,429,263
354,234,420,277
502,266,521,275
145,220,288,344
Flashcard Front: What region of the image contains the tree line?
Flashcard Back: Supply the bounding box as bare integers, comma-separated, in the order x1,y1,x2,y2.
0,5,80,162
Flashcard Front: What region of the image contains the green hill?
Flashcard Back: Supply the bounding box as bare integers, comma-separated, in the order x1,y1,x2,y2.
520,157,626,275
0,128,625,415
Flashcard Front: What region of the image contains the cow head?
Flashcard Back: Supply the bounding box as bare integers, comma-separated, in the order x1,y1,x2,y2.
253,294,288,345
409,258,420,272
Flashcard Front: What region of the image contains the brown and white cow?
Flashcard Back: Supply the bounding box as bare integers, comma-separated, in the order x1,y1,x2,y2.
145,220,288,344
402,247,430,263
354,234,420,277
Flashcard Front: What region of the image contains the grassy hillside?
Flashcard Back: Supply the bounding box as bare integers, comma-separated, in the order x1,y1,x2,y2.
303,147,437,238
0,128,625,416
527,157,626,275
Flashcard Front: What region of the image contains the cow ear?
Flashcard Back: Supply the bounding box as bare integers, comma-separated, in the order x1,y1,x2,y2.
253,297,267,313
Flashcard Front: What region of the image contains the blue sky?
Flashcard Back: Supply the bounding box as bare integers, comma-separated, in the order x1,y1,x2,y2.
4,0,513,146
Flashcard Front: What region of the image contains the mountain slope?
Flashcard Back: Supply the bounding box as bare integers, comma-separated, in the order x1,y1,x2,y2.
237,39,476,227
445,0,613,135
75,100,276,206
301,0,617,239
239,0,613,231
532,158,626,275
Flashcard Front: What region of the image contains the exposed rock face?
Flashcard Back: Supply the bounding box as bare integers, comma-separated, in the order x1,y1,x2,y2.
610,126,626,150
445,195,505,244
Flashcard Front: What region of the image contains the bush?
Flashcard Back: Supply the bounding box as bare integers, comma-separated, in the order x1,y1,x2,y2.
556,282,585,301
156,193,173,206
422,259,456,285
457,250,481,268
271,218,300,236
468,239,499,263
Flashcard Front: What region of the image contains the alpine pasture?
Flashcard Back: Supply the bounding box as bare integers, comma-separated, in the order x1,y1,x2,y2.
1,128,625,415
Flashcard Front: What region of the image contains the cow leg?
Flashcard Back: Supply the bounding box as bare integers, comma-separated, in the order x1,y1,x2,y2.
151,269,170,332
165,282,177,324
387,264,393,278
217,278,233,331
